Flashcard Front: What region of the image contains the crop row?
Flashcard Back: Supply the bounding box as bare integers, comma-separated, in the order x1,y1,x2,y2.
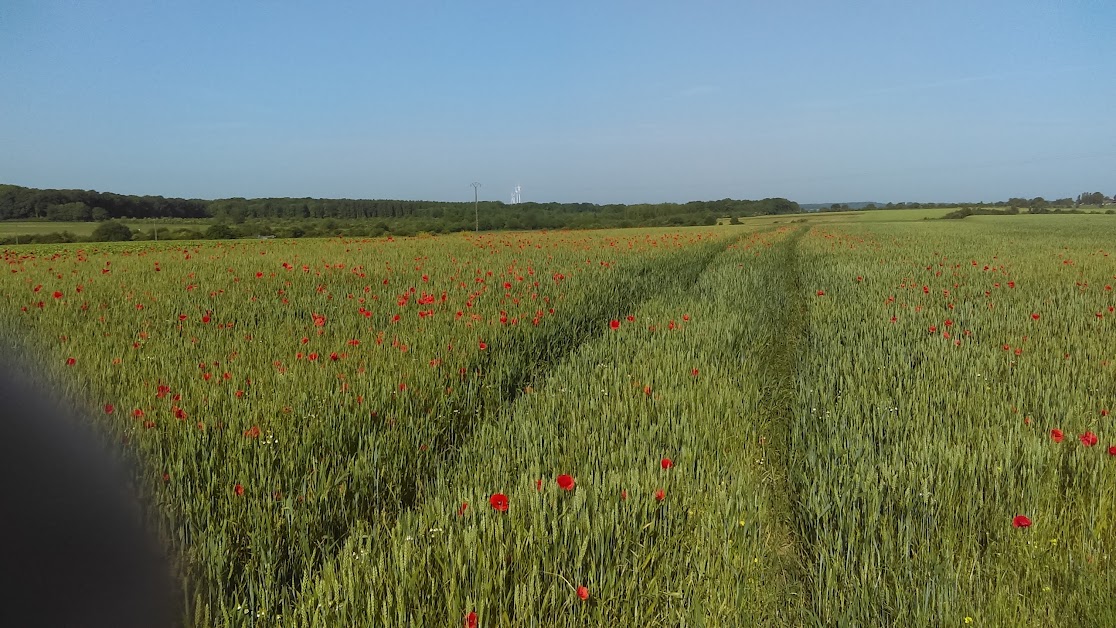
285,227,805,626
791,218,1116,625
0,228,737,622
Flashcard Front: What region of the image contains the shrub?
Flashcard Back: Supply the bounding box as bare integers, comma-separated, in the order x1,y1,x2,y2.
91,221,134,242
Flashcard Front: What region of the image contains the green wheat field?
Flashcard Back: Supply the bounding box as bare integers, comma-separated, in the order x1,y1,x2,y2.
1,211,1113,626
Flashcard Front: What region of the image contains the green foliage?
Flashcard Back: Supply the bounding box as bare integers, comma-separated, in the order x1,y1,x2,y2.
204,223,237,240
942,206,1018,219
1076,191,1107,206
0,184,802,231
46,201,91,221
0,183,208,220
91,220,134,241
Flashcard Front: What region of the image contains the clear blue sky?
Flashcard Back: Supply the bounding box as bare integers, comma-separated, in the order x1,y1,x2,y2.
2,1,1114,204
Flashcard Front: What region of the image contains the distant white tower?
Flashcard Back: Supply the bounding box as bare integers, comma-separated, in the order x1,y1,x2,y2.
511,184,522,205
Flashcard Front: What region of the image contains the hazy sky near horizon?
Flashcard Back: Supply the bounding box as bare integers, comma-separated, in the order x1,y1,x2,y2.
2,1,1114,205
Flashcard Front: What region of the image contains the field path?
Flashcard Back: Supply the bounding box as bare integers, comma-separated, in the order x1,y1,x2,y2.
748,228,814,624
292,227,822,626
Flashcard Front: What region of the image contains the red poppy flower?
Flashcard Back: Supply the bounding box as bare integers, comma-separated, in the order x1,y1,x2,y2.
132,408,145,418
65,357,75,366
465,611,477,628
234,483,245,497
1031,313,1040,320
691,368,699,377
52,291,62,299
489,493,509,512
661,457,673,470
478,341,487,350
577,585,589,601
626,315,635,322
1012,515,1032,528
557,474,575,491
457,502,468,516
1108,446,1116,456
535,479,543,491
244,425,261,439
103,404,114,414
1051,429,1064,443
620,489,628,501
1079,431,1098,447
609,319,620,330
815,290,825,296
654,488,665,502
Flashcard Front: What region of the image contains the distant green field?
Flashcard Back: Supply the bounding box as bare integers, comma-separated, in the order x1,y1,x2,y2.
0,219,211,238
738,207,957,227
853,207,956,221
0,209,1108,244
964,212,1114,225
0,221,98,237
737,206,1113,226
0,211,940,240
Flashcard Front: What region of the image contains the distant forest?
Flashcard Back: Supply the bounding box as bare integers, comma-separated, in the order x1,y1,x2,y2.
0,184,800,232
811,193,1111,212
4,183,1109,244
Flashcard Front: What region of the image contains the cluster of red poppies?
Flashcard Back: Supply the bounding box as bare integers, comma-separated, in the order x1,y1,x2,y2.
458,457,676,623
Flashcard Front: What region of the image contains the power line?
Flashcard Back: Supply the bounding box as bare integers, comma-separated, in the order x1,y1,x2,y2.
468,182,482,234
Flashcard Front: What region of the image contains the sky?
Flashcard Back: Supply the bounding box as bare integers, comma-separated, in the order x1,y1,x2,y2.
1,0,1114,205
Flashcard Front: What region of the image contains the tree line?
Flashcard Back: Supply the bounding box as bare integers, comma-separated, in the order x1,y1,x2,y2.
0,184,800,226
818,193,1111,213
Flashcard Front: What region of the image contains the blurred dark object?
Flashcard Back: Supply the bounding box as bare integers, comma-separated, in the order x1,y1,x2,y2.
0,356,177,627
